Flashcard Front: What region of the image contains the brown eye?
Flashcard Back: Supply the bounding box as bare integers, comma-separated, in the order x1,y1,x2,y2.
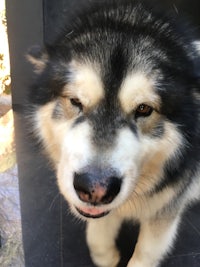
70,98,83,111
135,104,153,119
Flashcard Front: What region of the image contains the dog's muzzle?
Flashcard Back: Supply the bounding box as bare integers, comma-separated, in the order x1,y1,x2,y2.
73,169,122,218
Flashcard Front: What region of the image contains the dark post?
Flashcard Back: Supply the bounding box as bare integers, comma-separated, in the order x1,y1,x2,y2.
6,1,62,266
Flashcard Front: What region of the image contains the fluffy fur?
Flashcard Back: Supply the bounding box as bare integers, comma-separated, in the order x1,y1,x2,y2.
27,1,200,266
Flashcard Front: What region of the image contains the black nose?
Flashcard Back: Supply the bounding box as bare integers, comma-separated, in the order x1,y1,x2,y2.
73,172,122,205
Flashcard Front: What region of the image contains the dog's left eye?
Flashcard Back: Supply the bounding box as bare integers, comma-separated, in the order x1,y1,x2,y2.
135,104,153,118
70,98,83,111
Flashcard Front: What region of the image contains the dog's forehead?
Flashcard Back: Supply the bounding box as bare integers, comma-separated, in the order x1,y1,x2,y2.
65,60,160,111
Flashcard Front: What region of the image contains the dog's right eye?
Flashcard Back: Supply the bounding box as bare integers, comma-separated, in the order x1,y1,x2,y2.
135,104,153,119
70,98,83,111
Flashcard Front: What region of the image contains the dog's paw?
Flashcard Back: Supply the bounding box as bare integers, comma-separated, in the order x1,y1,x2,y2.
127,261,142,267
90,246,120,267
127,261,145,267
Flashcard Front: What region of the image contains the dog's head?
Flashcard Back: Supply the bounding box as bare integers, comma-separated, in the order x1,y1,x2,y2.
28,1,200,219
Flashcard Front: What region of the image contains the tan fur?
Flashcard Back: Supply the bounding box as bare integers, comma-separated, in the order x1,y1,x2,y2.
137,112,162,135
119,72,160,114
64,61,105,110
35,103,70,165
61,97,82,119
135,121,182,195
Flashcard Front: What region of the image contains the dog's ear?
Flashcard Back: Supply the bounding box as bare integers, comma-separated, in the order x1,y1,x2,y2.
26,45,49,73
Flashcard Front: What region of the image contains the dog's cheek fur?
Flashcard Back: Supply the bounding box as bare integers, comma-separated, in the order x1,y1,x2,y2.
134,121,183,195
34,102,72,165
117,122,183,221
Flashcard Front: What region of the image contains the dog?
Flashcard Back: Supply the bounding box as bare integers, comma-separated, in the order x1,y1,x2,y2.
27,1,200,266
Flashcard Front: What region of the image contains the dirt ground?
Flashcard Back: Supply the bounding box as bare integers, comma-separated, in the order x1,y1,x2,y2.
0,96,16,173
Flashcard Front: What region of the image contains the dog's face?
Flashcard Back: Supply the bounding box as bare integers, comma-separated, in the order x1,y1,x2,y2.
28,3,200,219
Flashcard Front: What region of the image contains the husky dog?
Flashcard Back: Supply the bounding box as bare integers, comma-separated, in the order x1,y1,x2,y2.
27,0,200,266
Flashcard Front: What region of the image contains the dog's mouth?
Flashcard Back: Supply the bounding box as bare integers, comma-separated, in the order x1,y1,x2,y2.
75,206,110,219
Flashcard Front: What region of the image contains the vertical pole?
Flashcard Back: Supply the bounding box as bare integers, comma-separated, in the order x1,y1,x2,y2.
6,1,62,266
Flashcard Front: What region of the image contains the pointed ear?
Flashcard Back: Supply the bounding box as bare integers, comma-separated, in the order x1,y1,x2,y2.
26,45,49,73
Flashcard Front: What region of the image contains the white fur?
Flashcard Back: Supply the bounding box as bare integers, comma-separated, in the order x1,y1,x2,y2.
57,121,94,207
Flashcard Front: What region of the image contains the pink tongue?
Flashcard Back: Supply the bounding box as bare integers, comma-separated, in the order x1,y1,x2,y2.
80,207,104,216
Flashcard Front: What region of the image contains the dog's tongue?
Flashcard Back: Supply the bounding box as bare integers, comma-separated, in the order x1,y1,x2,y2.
80,207,104,216
76,206,110,218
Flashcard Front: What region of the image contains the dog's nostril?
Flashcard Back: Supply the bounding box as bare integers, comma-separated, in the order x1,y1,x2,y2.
73,172,93,203
102,176,121,204
73,172,122,205
77,191,91,203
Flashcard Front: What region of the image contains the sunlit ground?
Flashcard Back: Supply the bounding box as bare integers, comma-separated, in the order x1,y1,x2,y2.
0,5,23,267
0,0,15,172
0,0,10,95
